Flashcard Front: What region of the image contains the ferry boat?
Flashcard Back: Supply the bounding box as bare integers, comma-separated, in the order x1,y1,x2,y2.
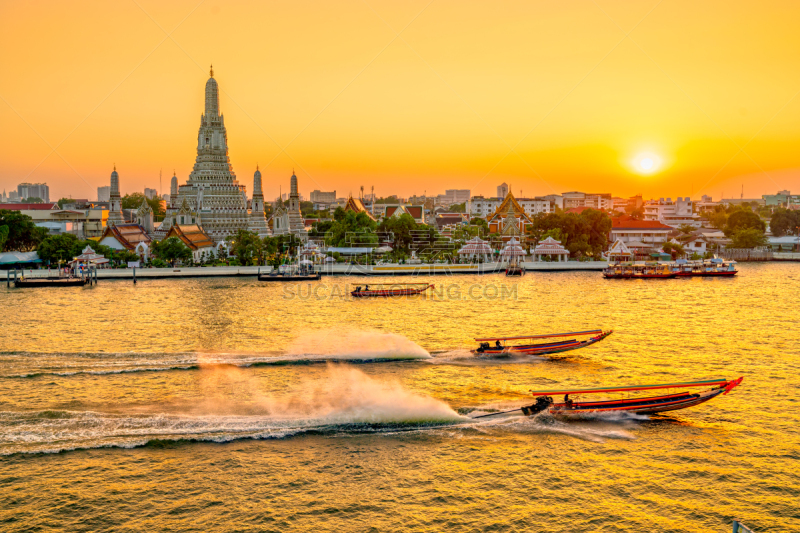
473,378,743,419
671,258,737,277
473,329,612,357
351,283,434,298
603,262,676,279
258,264,321,282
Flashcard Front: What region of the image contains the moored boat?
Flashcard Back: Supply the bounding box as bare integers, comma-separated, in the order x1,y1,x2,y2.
670,258,738,277
472,329,612,357
603,262,676,279
351,283,434,298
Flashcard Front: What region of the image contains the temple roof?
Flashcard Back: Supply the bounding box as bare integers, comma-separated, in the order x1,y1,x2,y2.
165,224,214,250
486,191,533,225
344,196,375,220
100,223,152,250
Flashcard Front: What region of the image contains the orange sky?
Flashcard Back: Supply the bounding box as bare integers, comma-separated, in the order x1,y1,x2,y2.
1,0,799,202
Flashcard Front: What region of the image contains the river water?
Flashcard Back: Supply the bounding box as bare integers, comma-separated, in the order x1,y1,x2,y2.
1,264,798,531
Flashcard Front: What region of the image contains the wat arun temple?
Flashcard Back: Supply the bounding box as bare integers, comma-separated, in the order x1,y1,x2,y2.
154,66,270,242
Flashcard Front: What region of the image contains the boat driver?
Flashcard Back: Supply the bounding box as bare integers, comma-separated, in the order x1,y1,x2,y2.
495,340,502,349
564,394,574,409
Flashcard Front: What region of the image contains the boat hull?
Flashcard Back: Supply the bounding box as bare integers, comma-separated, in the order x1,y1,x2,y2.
603,273,677,279
258,274,321,282
547,388,725,417
14,278,89,288
473,331,612,357
351,288,429,297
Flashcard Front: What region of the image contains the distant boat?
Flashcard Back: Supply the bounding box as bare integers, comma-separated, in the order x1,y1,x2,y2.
505,265,525,276
351,283,434,298
475,378,743,419
473,329,612,357
603,262,676,279
672,258,738,277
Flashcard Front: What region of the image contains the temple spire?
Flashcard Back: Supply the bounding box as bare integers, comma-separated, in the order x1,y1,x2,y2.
210,64,214,77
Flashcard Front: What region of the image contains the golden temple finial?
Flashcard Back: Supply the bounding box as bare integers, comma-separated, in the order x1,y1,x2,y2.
210,64,214,77
256,163,259,170
113,163,116,171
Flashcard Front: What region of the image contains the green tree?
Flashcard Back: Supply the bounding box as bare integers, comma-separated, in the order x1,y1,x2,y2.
725,208,765,236
469,217,489,235
325,211,378,248
377,213,417,255
37,233,80,263
22,197,44,203
448,203,466,213
57,198,72,208
769,209,800,237
0,225,8,251
0,210,48,252
152,237,192,266
730,228,768,249
662,241,685,259
527,208,611,258
707,210,728,230
227,229,264,265
263,234,303,266
121,192,165,217
309,220,335,237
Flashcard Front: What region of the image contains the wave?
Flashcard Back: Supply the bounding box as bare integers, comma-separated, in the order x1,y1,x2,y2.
0,329,433,379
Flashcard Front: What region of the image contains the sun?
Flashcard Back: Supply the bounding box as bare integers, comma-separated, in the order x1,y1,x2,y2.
633,153,662,175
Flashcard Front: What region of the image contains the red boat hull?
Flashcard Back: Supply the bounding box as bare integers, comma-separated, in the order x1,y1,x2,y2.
547,388,726,416
603,273,677,279
474,331,612,357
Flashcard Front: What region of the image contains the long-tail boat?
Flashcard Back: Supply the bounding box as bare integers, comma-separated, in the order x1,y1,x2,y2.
472,329,612,357
351,283,434,298
474,378,743,419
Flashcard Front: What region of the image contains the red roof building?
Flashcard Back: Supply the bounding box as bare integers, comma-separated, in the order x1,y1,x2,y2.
0,203,58,210
609,216,673,251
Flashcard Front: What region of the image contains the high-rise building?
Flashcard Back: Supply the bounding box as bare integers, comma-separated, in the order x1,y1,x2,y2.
497,183,508,198
17,182,50,202
97,186,110,202
310,190,336,203
144,188,158,199
156,66,249,243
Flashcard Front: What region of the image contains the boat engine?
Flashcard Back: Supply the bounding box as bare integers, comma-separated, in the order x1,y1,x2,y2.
521,396,553,416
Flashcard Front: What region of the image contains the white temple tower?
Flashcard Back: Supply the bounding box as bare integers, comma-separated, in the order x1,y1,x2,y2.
247,166,270,236
287,171,306,234
160,66,248,243
107,165,124,226
272,171,307,239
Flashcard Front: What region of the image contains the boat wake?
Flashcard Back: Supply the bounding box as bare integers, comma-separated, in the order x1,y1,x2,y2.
465,403,642,442
427,349,547,365
0,330,431,379
0,365,463,455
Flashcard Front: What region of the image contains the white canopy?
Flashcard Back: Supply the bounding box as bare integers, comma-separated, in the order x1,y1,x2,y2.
500,237,526,257
324,256,336,262
299,259,314,265
533,236,569,255
458,236,492,255
70,245,109,265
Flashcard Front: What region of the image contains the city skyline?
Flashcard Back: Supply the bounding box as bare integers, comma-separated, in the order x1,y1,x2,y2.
1,1,799,202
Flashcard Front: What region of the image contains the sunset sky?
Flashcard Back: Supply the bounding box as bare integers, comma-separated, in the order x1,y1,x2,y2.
1,0,799,202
